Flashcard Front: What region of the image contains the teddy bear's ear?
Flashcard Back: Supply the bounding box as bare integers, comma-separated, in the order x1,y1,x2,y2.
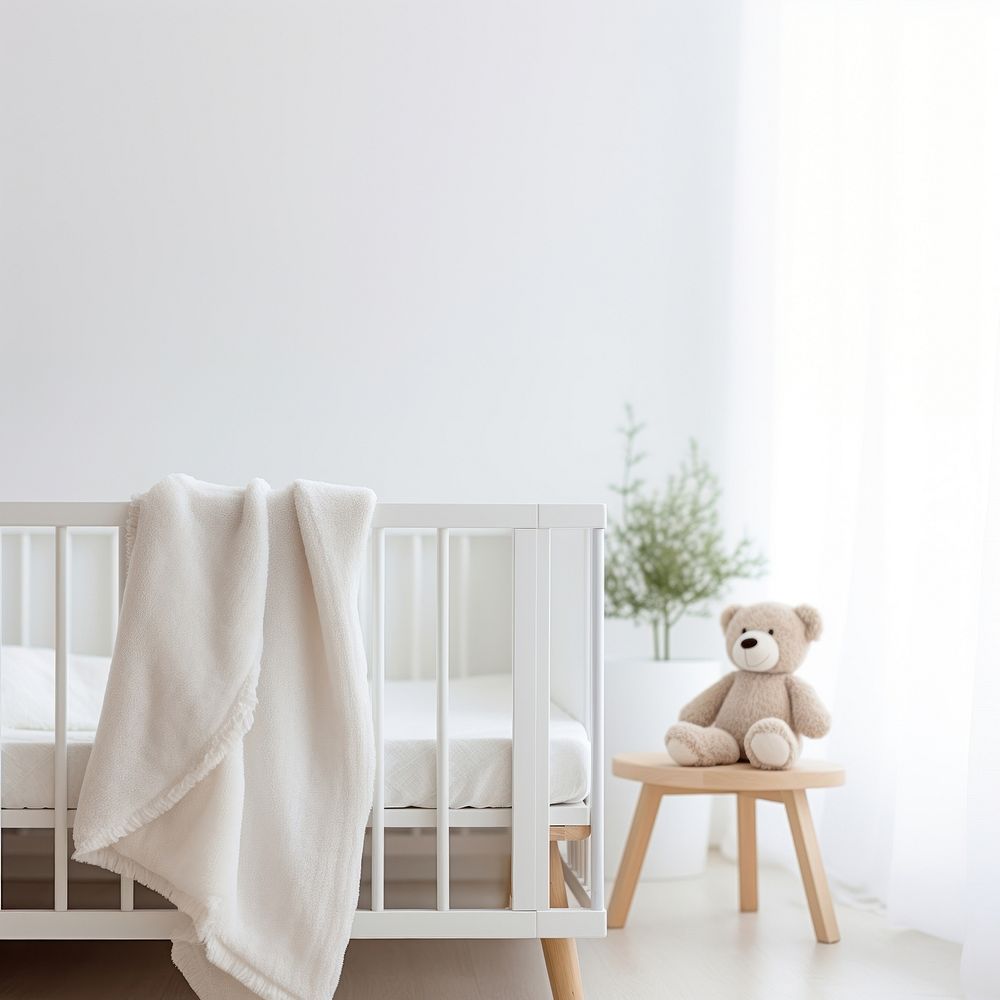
720,605,741,630
795,604,823,641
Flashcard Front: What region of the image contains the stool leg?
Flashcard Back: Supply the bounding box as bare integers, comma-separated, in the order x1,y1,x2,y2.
541,841,585,1000
783,789,840,944
608,784,662,929
737,793,758,912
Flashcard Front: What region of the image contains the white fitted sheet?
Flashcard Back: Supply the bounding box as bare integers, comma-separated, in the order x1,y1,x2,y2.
1,673,590,810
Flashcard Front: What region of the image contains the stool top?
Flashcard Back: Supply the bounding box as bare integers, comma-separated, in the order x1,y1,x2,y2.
612,752,845,792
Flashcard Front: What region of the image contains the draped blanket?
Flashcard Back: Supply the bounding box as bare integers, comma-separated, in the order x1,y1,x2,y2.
74,475,376,1000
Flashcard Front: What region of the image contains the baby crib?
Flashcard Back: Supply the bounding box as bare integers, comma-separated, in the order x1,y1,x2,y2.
0,501,606,999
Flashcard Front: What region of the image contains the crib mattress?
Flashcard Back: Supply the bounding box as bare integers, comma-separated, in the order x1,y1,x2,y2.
1,674,590,811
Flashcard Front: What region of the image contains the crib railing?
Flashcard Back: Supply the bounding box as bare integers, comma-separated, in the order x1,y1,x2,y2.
0,502,605,941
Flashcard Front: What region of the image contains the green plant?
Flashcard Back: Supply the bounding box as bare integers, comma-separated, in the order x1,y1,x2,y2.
605,405,766,660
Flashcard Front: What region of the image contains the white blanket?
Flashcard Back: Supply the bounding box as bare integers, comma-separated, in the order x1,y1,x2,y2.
73,475,376,1000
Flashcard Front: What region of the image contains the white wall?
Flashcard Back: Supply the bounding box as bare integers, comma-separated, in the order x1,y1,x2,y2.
0,0,747,663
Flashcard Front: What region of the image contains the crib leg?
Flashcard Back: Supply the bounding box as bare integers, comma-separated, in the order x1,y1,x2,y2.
540,841,584,1000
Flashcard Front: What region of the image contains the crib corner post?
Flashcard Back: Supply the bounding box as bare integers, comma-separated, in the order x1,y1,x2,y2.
511,520,550,913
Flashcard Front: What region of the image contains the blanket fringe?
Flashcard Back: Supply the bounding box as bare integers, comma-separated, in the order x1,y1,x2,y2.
72,665,290,996
176,931,301,1000
75,842,298,1000
73,665,259,859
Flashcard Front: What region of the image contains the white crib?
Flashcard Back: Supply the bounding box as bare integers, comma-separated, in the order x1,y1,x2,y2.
0,502,605,998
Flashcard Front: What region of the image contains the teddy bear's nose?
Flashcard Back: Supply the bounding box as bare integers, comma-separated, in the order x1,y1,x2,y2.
740,637,758,649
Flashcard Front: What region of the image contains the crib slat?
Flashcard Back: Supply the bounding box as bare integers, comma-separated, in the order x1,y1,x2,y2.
436,528,450,911
582,531,593,893
511,528,537,911
371,528,386,912
0,539,4,908
408,535,422,680
119,877,135,911
19,533,30,645
114,526,135,912
455,534,471,679
110,526,122,653
534,529,551,909
589,527,605,911
54,527,69,912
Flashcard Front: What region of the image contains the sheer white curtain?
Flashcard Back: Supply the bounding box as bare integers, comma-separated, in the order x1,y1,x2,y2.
732,2,1000,994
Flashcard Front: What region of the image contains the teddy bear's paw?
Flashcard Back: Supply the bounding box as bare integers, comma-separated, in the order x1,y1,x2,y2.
745,718,799,770
666,736,701,766
749,732,793,769
666,723,740,766
665,722,707,766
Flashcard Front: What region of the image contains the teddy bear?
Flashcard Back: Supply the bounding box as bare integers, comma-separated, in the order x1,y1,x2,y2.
665,602,831,770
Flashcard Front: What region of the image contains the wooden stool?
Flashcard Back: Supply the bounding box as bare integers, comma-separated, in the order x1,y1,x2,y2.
607,753,845,944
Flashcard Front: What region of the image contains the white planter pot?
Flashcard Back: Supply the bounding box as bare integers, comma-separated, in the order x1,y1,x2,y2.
605,658,721,880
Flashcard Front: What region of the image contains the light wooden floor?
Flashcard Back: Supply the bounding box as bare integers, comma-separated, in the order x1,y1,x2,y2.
0,854,960,999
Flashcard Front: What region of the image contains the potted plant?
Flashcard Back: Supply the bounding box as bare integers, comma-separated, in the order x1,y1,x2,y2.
604,406,765,878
